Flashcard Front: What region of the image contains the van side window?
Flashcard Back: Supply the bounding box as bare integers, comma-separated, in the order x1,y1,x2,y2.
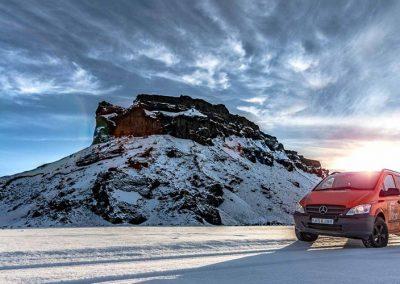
394,175,400,189
383,175,396,191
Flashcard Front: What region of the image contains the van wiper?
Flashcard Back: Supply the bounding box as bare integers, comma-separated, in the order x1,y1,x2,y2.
315,186,371,191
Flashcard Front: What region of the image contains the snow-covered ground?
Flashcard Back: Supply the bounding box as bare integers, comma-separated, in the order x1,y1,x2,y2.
1,226,400,283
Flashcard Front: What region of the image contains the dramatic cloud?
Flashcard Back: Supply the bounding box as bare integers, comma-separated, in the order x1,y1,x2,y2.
1,0,400,175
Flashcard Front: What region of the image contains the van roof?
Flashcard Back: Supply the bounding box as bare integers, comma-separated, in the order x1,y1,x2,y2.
382,169,400,175
330,169,400,176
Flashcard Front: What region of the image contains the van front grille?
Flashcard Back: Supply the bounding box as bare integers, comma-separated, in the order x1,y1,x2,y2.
305,205,346,216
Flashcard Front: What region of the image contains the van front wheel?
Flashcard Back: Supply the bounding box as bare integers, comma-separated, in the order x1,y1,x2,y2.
362,217,388,248
295,229,318,242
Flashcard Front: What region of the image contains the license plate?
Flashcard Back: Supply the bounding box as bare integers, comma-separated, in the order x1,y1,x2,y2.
311,218,334,225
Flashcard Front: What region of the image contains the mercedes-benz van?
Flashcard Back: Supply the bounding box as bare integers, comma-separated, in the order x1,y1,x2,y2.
294,169,400,248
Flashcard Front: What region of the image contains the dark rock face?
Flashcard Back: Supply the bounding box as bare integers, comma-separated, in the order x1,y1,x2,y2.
93,94,278,147
241,147,274,166
285,150,329,177
88,165,225,225
114,107,164,138
76,145,124,167
93,102,125,144
276,159,295,172
91,169,148,224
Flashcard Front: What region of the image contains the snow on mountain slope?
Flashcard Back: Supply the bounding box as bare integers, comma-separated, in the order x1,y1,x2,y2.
0,94,326,228
0,135,319,227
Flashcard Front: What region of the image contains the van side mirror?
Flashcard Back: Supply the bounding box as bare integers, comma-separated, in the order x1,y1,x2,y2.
380,188,400,197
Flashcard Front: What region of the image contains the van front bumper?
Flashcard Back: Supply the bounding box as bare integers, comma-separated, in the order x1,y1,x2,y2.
293,212,375,239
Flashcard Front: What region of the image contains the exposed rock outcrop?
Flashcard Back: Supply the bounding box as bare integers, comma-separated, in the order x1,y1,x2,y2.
93,94,328,177
94,94,275,146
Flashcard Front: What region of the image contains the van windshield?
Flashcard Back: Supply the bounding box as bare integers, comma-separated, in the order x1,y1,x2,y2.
315,172,380,191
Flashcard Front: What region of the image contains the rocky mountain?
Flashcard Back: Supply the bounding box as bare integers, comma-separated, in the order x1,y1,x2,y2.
0,94,328,227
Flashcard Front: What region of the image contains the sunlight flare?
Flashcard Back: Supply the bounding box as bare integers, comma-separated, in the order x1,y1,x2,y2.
330,141,400,172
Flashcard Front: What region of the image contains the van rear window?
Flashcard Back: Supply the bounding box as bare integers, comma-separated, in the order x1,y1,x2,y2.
315,172,380,191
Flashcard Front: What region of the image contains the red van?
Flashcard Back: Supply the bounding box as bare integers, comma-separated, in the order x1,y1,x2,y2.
294,169,400,248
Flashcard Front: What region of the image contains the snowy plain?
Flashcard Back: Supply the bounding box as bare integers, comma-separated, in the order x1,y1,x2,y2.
1,226,400,283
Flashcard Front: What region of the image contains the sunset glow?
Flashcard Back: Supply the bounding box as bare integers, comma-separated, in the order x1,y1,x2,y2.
330,141,400,172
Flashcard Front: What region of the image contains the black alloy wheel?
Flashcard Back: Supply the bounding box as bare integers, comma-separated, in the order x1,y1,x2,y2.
362,217,389,248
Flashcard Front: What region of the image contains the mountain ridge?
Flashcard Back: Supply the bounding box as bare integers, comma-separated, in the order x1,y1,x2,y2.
94,94,327,178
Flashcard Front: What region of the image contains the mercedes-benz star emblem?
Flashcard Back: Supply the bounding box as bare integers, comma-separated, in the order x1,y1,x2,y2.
319,205,328,214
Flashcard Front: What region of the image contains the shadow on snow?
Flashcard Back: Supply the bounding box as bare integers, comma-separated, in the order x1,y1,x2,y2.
51,236,400,284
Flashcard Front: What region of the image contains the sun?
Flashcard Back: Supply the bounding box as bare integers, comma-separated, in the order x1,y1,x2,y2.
330,141,400,172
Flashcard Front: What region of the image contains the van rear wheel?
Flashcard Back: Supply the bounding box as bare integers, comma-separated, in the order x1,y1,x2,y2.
362,217,388,248
295,228,318,242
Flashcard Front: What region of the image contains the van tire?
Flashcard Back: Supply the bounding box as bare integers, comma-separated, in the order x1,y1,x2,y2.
362,217,388,248
295,229,318,242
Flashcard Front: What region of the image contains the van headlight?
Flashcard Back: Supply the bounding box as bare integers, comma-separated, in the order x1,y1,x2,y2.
346,204,371,216
295,202,305,213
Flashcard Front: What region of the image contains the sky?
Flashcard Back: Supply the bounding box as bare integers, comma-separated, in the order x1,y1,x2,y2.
1,0,400,176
